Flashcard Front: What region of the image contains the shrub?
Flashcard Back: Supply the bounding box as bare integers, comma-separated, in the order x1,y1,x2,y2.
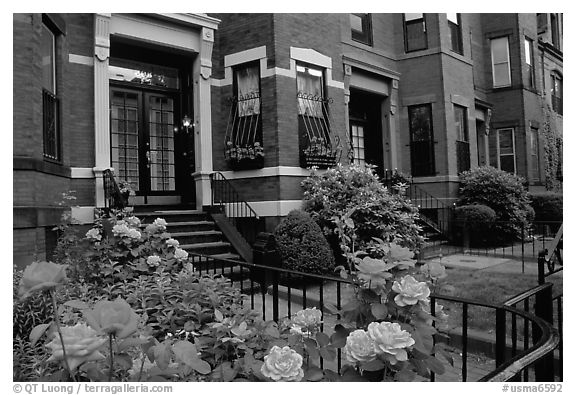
529,192,563,223
274,210,335,275
301,164,423,260
453,205,496,247
458,166,532,241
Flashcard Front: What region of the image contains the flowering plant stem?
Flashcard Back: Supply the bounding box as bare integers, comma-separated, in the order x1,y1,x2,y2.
51,290,76,382
108,334,114,381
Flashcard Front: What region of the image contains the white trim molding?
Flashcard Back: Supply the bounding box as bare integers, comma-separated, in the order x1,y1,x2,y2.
70,167,95,179
218,166,327,180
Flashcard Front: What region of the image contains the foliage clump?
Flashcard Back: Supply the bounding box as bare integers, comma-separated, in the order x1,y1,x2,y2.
453,204,496,247
274,210,335,275
458,166,532,241
301,164,423,262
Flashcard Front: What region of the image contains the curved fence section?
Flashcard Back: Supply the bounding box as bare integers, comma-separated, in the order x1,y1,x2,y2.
188,252,559,382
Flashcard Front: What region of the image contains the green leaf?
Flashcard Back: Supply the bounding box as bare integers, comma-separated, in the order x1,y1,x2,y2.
410,359,429,378
316,332,330,347
304,366,324,381
29,323,52,347
117,338,149,352
212,362,236,381
434,345,454,367
358,288,380,304
214,309,224,322
304,338,320,360
264,322,280,338
395,368,416,382
341,299,360,312
370,303,388,319
330,325,351,348
153,344,172,370
319,345,337,361
115,353,133,370
424,356,445,375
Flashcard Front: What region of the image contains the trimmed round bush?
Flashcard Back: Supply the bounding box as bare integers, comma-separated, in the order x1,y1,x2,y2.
454,204,496,247
455,204,496,223
459,166,532,241
529,192,563,223
274,210,335,275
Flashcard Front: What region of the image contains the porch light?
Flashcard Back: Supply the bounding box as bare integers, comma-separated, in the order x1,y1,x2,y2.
182,115,193,130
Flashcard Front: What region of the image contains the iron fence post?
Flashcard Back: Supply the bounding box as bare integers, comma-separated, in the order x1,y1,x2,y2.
533,284,554,381
495,308,507,368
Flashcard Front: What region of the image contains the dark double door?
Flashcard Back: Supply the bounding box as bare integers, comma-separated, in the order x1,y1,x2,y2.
110,87,192,198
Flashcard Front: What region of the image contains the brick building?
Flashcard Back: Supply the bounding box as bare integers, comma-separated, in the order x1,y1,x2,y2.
13,13,563,266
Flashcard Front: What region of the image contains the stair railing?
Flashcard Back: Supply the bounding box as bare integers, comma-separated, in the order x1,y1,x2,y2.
406,182,455,239
210,172,260,246
102,169,128,210
538,223,563,285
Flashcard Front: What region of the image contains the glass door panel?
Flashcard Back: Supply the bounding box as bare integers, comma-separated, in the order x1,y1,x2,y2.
148,95,176,191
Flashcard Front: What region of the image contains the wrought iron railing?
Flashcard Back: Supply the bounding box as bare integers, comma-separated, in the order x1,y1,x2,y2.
297,93,348,168
188,252,559,381
42,89,60,161
224,93,263,168
406,183,455,239
210,171,261,246
102,169,128,210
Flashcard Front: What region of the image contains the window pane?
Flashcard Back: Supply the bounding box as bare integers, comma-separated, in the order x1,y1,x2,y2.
493,63,511,87
491,37,509,63
524,38,532,65
500,155,515,173
41,24,55,93
499,129,514,155
297,66,324,117
350,14,363,31
406,20,427,51
409,105,432,141
454,105,468,141
236,64,261,117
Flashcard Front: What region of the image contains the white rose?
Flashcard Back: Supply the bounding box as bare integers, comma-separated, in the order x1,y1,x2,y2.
343,329,377,363
147,255,161,267
174,248,188,261
367,321,415,364
261,346,303,382
392,275,430,307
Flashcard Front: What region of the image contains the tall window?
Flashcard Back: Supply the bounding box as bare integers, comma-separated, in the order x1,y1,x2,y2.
41,22,60,161
530,127,540,181
490,37,511,88
408,104,435,177
350,124,365,166
224,62,262,164
454,105,470,173
550,72,562,115
551,13,560,49
404,13,427,52
524,37,535,89
350,14,372,45
447,13,463,54
490,128,516,174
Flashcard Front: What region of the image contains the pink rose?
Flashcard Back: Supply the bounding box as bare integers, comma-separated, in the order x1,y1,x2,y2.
261,346,304,382
344,329,377,364
83,297,139,339
18,261,68,298
392,275,430,307
366,321,415,364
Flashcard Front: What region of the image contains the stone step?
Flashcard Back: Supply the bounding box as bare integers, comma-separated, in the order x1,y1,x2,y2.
166,221,217,232
137,211,210,223
170,230,223,245
181,241,233,256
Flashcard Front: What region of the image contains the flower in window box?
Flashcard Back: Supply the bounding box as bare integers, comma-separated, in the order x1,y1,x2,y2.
254,142,265,158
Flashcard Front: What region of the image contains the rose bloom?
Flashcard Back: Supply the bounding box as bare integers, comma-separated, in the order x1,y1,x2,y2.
344,329,377,364
127,228,141,240
388,243,415,261
166,238,179,248
19,261,68,298
112,223,130,237
290,307,322,335
147,255,161,267
85,228,102,241
366,321,415,364
153,218,168,229
261,346,304,382
125,216,141,228
45,323,107,371
420,261,447,280
356,256,393,287
392,275,430,307
84,297,139,339
174,248,188,261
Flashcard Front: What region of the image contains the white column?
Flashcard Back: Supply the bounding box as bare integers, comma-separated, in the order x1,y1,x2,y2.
192,27,215,209
388,79,399,169
93,13,112,208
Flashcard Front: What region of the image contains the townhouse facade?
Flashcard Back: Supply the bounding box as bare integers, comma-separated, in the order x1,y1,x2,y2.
13,13,563,267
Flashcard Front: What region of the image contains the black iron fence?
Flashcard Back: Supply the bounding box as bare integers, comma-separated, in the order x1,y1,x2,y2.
188,251,559,382
102,169,128,211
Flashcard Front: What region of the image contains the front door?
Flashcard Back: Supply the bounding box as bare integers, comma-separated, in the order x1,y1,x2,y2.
110,88,185,198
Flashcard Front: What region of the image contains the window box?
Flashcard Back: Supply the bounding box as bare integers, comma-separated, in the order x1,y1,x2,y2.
225,142,265,170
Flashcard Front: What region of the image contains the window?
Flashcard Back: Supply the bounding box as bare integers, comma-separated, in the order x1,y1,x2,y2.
408,104,435,177
404,13,427,52
447,13,463,54
524,38,535,89
530,127,540,181
490,128,516,173
297,64,336,168
224,62,262,163
350,13,372,46
551,13,560,49
490,37,511,88
550,72,562,115
350,123,365,166
41,21,60,161
454,105,470,173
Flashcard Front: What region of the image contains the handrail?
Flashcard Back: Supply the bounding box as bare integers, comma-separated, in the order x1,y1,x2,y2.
188,251,559,382
102,169,127,210
210,171,260,246
538,223,563,284
406,182,455,239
